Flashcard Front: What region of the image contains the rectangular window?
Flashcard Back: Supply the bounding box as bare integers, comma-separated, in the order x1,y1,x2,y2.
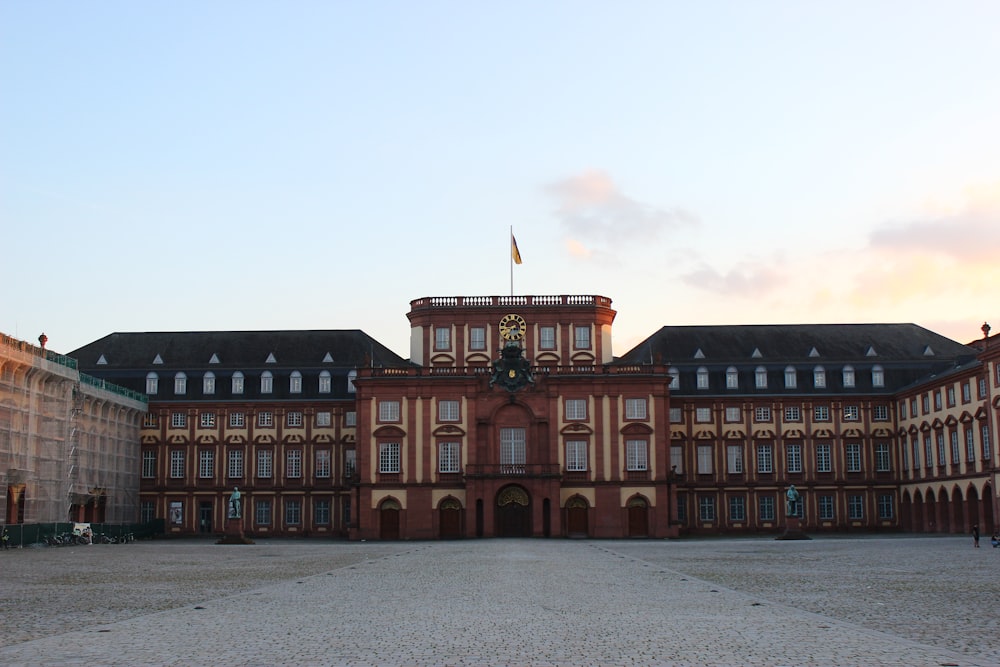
725,406,741,423
257,450,273,479
469,326,486,350
203,374,215,394
255,500,271,525
755,368,768,389
344,450,356,477
924,436,933,468
848,495,864,520
951,431,960,465
171,412,186,428
435,326,451,350
785,367,797,388
285,499,301,525
290,374,302,394
379,442,401,473
786,444,802,473
676,495,687,523
726,369,739,389
319,374,331,393
947,386,956,407
937,434,946,466
878,494,894,520
846,443,862,472
966,429,976,462
142,450,155,478
229,412,245,428
671,446,683,474
315,450,331,478
625,398,647,420
983,425,992,460
699,496,716,522
756,444,773,473
813,405,830,421
697,369,709,389
626,439,648,471
697,445,713,474
437,400,460,422
876,442,891,472
287,450,302,478
816,444,832,473
261,374,273,394
912,436,921,469
314,499,331,525
818,495,835,520
141,501,155,524
345,411,357,427
566,440,588,472
814,368,826,388
257,411,273,428
899,401,908,419
979,378,988,399
539,326,556,350
670,407,683,423
228,450,244,479
754,406,771,422
727,445,743,474
843,367,855,388
170,450,184,478
574,326,591,349
143,413,158,428
439,442,460,473
843,405,859,421
873,405,889,421
232,374,244,394
199,412,216,428
872,367,885,387
759,496,775,521
729,496,746,522
316,411,331,427
911,398,919,415
379,400,400,423
199,450,213,479
286,411,303,427
963,383,971,403
934,391,942,410
565,399,587,421
174,374,187,394
784,406,801,422
500,428,526,470
695,407,712,423
146,375,158,394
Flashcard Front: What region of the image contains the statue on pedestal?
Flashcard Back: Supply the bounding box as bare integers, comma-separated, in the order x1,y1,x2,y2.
228,487,241,519
785,484,801,517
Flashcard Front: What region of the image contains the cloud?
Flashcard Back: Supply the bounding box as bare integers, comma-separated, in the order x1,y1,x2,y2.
545,170,698,256
680,260,787,297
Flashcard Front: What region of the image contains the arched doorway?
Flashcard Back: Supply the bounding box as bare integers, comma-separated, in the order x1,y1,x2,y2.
951,487,965,534
566,496,589,537
6,485,25,524
438,498,463,539
900,491,913,532
496,486,531,537
967,485,981,534
913,490,925,532
379,498,401,540
627,496,649,537
983,484,995,533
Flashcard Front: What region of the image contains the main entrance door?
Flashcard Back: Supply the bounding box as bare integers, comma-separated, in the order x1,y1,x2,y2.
199,502,213,534
627,496,649,537
566,496,589,537
439,498,462,539
380,499,401,540
496,486,531,537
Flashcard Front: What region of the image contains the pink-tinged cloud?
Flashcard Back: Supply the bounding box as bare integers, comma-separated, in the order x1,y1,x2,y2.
680,261,787,297
545,170,699,249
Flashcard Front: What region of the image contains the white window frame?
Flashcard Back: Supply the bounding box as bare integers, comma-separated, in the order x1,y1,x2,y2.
316,411,331,427
843,405,859,421
231,371,244,395
625,440,648,471
848,495,864,520
814,405,830,422
873,404,889,421
574,325,591,349
670,407,683,423
695,407,712,423
438,400,460,422
257,411,273,428
756,444,773,473
170,450,185,478
319,370,331,394
539,326,556,350
784,366,797,389
755,366,767,389
199,450,214,479
696,445,713,474
439,441,460,473
257,450,273,479
285,501,301,527
145,372,158,394
171,412,186,428
315,449,331,478
379,442,401,474
813,366,826,389
287,450,302,478
697,367,709,390
754,406,771,422
725,406,741,423
784,406,801,422
203,372,215,395
287,411,303,427
565,399,587,421
255,500,272,525
876,442,891,472
435,326,451,351
846,443,862,472
759,496,775,522
174,372,187,395
260,371,273,394
818,495,835,520
345,411,357,427
726,445,743,474
786,444,802,473
470,326,486,351
815,444,830,473
289,371,302,394
871,365,884,388
842,366,855,388
379,400,401,423
500,428,526,469
625,398,648,420
726,367,739,389
228,450,244,479
142,450,155,478
229,411,245,428
566,440,588,472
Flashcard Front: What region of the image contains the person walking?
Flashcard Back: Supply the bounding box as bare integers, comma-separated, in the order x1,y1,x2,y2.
1,528,9,550
972,524,980,548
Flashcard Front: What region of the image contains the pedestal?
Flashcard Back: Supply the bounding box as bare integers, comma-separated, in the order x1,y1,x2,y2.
775,516,811,540
216,517,255,544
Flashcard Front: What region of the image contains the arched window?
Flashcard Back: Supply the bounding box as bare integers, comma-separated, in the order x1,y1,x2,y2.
174,372,187,395
813,366,826,388
755,366,767,389
203,371,215,395
319,370,331,394
232,371,244,395
784,366,797,389
261,371,273,394
871,365,885,388
842,365,855,388
347,369,358,393
726,366,739,389
289,370,302,394
696,367,709,390
668,367,679,389
145,372,158,395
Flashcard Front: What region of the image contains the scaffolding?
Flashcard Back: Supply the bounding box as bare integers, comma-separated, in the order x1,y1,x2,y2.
0,333,145,524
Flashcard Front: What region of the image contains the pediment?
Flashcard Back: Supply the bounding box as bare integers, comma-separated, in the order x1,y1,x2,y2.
812,428,834,439
535,352,561,364
723,428,746,439
373,425,406,438
433,424,467,437
253,434,275,445
430,352,456,365
842,427,864,438
782,428,804,439
466,352,492,365
196,435,218,445
752,428,775,439
282,434,304,444
621,422,653,435
560,423,593,436
226,434,247,445
570,350,596,364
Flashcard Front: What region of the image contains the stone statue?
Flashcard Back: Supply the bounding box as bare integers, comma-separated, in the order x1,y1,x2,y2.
785,484,801,517
229,487,241,519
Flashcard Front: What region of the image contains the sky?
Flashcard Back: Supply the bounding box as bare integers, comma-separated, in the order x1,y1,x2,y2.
3,2,999,360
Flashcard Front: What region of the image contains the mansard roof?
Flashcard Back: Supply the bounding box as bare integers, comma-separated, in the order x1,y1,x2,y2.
70,330,408,371
620,323,976,366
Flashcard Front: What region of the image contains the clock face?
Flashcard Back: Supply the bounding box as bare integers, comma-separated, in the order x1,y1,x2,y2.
498,313,526,341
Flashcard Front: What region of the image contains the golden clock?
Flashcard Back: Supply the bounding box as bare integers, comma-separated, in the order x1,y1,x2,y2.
498,314,526,341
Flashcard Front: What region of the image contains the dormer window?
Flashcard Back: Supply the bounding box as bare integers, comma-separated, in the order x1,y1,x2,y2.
668,367,679,389
347,369,357,393
146,372,159,395
203,372,215,395
813,366,826,389
784,366,797,389
842,365,855,388
261,371,273,394
726,367,739,389
755,366,767,389
871,365,884,388
696,367,709,390
319,370,331,394
232,371,244,395
290,371,302,394
174,372,187,395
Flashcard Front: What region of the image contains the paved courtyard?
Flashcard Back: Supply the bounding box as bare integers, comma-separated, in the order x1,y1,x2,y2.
0,534,997,666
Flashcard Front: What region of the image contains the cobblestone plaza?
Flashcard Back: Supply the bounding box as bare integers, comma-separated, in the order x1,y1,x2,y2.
0,536,997,666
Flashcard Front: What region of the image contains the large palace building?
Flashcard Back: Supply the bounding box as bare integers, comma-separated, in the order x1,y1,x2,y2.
66,294,1000,540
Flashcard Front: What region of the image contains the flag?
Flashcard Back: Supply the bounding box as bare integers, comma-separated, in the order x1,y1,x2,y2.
511,234,522,264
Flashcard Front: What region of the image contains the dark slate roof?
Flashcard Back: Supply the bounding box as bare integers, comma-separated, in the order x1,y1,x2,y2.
617,323,979,395
69,330,411,402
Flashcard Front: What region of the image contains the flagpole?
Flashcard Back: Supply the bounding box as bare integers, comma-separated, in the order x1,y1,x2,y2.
510,225,514,296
